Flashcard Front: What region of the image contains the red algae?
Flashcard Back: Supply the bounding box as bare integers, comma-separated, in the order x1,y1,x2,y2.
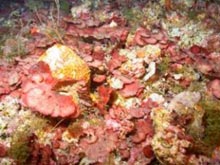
0,0,220,164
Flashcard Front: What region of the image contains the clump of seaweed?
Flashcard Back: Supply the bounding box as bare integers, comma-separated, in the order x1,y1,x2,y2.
169,81,185,94
188,80,206,92
191,95,220,156
8,114,49,164
201,97,220,145
157,55,170,75
0,34,28,61
122,7,144,31
8,129,31,164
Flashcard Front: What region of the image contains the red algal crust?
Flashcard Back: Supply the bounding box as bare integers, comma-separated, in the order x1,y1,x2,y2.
21,62,79,118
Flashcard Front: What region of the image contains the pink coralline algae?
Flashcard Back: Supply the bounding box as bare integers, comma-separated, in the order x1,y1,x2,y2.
21,62,79,118
66,24,129,42
208,79,220,99
0,143,7,157
27,134,56,165
119,80,144,98
0,66,21,96
96,85,113,114
133,27,169,49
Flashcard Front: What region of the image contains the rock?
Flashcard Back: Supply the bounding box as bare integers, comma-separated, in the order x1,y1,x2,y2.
39,44,90,84
168,91,201,111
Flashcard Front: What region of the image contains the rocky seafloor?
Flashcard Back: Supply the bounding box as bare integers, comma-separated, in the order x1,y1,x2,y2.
1,0,220,164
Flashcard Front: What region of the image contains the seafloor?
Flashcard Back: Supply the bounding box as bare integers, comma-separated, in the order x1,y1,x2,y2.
1,0,220,164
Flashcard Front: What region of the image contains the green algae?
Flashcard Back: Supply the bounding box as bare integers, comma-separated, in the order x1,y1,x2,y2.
190,95,220,156
8,115,49,164
8,129,31,165
200,96,220,147
157,56,170,74
122,7,144,32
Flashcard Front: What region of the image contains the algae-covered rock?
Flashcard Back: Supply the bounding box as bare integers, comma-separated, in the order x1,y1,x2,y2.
39,44,90,83
21,44,91,118
151,107,192,165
